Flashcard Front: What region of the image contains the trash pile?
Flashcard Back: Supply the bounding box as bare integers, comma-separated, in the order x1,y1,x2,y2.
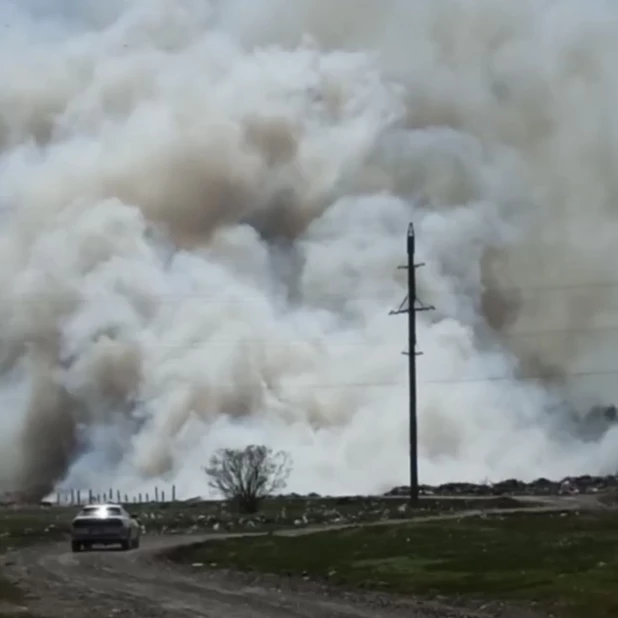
385,474,618,497
132,492,532,536
136,497,418,535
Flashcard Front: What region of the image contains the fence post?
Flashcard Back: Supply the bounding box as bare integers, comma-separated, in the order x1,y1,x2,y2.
172,485,176,501
161,491,165,502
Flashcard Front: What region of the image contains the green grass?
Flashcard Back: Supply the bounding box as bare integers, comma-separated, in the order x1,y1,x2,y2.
167,510,618,618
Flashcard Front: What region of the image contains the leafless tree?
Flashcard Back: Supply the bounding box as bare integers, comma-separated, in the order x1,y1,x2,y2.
204,445,291,514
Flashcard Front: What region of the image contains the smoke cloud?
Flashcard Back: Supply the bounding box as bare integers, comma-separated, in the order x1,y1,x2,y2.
1,0,618,499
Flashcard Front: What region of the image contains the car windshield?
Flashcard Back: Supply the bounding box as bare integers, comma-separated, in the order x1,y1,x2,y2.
79,506,122,516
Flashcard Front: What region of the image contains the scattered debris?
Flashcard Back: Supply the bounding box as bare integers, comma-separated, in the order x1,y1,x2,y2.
386,474,618,497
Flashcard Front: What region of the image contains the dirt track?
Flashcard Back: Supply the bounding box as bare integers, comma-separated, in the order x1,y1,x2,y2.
1,495,604,618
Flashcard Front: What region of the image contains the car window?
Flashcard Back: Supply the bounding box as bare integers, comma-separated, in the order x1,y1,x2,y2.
78,506,123,516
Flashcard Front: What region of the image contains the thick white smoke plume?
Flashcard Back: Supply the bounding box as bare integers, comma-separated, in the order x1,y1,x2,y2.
1,0,618,499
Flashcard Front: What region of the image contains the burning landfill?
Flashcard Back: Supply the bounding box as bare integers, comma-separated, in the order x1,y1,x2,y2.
0,1,618,501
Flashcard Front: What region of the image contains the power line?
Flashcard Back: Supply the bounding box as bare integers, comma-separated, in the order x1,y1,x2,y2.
497,324,618,338
478,280,618,294
2,371,618,406
278,369,618,386
303,368,618,386
8,279,618,306
418,368,618,385
71,324,618,347
162,370,618,386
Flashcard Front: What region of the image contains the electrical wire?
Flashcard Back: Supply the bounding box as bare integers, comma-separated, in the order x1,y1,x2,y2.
5,282,618,389
9,279,618,305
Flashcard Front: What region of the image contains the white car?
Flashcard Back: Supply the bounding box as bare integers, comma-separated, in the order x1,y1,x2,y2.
70,503,141,552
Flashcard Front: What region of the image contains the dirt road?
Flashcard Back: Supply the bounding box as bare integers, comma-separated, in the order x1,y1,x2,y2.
1,495,602,618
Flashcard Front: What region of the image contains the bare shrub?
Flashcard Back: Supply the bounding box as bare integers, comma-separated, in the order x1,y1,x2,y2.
204,445,291,514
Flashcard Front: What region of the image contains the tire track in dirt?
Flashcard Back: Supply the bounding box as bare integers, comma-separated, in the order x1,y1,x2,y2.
1,495,606,618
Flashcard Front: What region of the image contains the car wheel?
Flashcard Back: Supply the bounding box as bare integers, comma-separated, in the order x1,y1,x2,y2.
133,536,140,549
71,541,81,553
120,539,130,551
